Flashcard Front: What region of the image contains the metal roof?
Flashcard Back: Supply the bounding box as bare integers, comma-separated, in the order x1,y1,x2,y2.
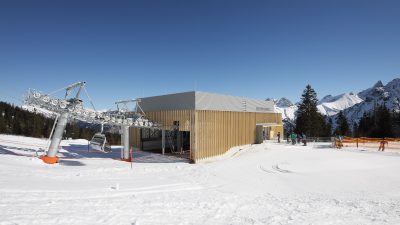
139,91,275,113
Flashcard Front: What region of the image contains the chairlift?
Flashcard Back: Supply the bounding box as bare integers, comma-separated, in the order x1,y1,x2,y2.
90,133,112,153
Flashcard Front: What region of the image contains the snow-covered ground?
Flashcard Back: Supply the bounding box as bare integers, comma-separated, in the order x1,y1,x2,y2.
1,134,400,225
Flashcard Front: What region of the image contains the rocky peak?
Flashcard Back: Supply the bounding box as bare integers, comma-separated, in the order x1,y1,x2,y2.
276,97,294,108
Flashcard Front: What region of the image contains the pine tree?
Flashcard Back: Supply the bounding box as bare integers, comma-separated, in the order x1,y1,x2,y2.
393,110,400,137
357,104,395,138
375,104,393,138
335,111,350,136
295,84,327,137
357,112,373,137
352,122,359,138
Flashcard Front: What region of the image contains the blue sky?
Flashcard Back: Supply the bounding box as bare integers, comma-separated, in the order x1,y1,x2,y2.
0,0,399,109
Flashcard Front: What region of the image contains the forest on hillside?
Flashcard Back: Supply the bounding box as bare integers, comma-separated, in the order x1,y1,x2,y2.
0,101,121,144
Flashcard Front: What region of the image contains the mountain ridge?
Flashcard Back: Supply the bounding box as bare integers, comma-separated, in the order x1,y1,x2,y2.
274,78,400,125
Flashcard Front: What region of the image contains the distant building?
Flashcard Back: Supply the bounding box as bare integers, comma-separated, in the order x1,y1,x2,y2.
129,91,283,163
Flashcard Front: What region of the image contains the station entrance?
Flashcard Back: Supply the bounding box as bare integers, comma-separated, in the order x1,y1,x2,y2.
139,127,190,159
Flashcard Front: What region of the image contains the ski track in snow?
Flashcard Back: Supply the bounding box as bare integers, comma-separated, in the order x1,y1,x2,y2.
1,134,400,225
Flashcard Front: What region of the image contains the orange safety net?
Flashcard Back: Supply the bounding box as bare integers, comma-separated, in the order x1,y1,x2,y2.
338,137,400,150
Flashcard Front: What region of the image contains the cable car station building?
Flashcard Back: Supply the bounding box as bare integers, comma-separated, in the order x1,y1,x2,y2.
129,91,283,163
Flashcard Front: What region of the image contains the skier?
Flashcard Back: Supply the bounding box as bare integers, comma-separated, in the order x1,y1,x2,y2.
286,132,290,143
378,138,388,151
277,132,281,143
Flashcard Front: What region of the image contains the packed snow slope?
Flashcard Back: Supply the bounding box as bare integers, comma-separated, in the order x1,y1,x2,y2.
1,134,400,225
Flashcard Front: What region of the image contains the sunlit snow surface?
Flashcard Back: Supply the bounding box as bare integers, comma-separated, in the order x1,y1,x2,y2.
1,134,400,225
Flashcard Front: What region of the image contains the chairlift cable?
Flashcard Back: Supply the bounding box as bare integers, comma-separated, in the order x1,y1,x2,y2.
48,85,70,96
83,86,97,111
48,82,85,97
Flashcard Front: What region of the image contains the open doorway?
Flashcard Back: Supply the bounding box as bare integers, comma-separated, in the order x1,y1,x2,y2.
139,127,190,159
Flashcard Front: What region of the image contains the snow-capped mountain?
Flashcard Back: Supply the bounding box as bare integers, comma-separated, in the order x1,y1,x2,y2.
274,92,362,120
274,98,298,121
341,78,400,124
274,78,400,125
317,92,363,116
276,97,294,108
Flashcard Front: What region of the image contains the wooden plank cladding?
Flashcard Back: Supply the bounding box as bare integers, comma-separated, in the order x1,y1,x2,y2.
194,110,282,161
129,109,283,163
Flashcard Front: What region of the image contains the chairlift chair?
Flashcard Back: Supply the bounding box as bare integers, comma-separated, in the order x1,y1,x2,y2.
90,133,112,153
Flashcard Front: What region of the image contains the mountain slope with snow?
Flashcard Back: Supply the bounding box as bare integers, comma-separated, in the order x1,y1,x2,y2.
317,92,363,116
275,92,362,121
274,78,400,124
274,98,298,121
342,78,400,123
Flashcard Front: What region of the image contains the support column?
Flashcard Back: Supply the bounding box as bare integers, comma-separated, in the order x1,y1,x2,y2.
122,125,130,160
177,131,182,153
41,112,69,164
162,129,165,155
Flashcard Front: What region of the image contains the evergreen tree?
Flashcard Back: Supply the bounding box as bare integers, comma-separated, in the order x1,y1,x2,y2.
295,85,327,137
357,112,373,137
393,110,400,137
335,111,350,136
357,104,395,138
374,104,393,138
352,122,359,138
324,117,333,137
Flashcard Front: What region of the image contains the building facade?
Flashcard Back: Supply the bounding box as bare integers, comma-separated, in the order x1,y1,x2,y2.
129,91,283,163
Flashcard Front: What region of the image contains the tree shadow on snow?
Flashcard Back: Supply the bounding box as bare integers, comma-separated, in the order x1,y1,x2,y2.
0,145,23,156
0,144,43,157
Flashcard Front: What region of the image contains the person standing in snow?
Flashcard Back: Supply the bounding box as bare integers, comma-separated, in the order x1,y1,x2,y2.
335,134,343,149
291,132,297,145
302,133,307,146
297,133,302,144
378,138,388,151
277,132,281,143
286,132,290,143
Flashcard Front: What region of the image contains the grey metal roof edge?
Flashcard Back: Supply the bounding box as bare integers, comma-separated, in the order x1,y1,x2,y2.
194,91,275,113
138,91,195,100
194,91,274,103
137,91,277,113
